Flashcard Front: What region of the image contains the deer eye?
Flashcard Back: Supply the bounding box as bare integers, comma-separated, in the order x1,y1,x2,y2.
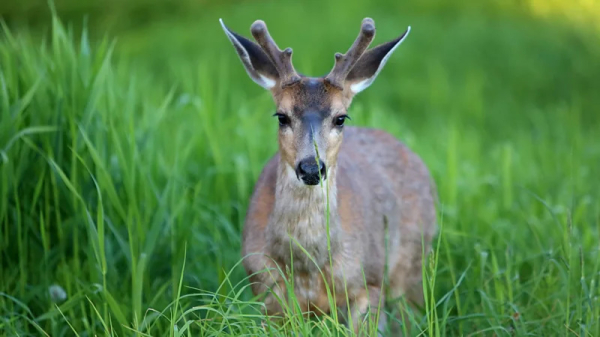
334,115,350,127
274,113,291,127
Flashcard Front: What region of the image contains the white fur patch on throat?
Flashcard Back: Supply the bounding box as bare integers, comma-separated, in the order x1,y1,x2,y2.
269,161,340,268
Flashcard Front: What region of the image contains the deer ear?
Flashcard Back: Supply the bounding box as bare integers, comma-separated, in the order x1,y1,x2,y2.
220,19,279,90
345,26,411,94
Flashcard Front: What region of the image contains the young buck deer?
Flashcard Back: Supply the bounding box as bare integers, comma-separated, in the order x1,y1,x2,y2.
221,17,437,334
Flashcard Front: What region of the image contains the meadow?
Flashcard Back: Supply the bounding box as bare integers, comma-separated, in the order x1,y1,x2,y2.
1,0,600,335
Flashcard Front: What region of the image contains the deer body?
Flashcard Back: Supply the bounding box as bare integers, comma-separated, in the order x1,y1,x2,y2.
221,17,437,333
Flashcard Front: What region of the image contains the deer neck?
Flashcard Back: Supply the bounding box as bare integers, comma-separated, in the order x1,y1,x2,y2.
266,159,342,271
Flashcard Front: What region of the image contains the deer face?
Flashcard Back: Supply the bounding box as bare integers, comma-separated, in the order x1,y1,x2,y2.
272,78,348,185
221,18,410,186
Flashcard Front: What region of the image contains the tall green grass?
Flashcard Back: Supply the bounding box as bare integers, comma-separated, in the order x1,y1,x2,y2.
1,0,600,335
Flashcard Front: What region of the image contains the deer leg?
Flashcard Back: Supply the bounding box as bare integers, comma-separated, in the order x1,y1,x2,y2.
260,279,288,331
370,286,387,337
349,286,386,336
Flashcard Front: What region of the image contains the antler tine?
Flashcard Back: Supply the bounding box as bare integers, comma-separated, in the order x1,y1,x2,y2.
251,20,301,88
325,18,376,89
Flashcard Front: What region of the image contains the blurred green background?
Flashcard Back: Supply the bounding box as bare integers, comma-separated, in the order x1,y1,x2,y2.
1,0,599,336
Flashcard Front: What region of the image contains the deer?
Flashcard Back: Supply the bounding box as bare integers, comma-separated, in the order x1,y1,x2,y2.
220,17,437,335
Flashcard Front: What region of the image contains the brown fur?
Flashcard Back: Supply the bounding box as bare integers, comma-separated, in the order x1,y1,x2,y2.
221,18,436,335
243,124,436,332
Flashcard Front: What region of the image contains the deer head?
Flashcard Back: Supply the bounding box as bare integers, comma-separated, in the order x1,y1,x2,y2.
220,18,410,186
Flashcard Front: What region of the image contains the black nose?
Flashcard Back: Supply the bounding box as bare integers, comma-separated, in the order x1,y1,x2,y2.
296,158,327,185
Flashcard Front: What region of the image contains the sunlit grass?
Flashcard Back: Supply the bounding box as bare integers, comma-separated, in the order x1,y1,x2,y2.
1,0,600,335
526,0,600,31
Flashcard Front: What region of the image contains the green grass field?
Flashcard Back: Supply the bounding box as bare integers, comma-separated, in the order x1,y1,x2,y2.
1,0,600,335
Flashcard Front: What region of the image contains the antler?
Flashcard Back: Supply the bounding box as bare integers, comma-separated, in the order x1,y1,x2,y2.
251,20,301,88
324,18,376,89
